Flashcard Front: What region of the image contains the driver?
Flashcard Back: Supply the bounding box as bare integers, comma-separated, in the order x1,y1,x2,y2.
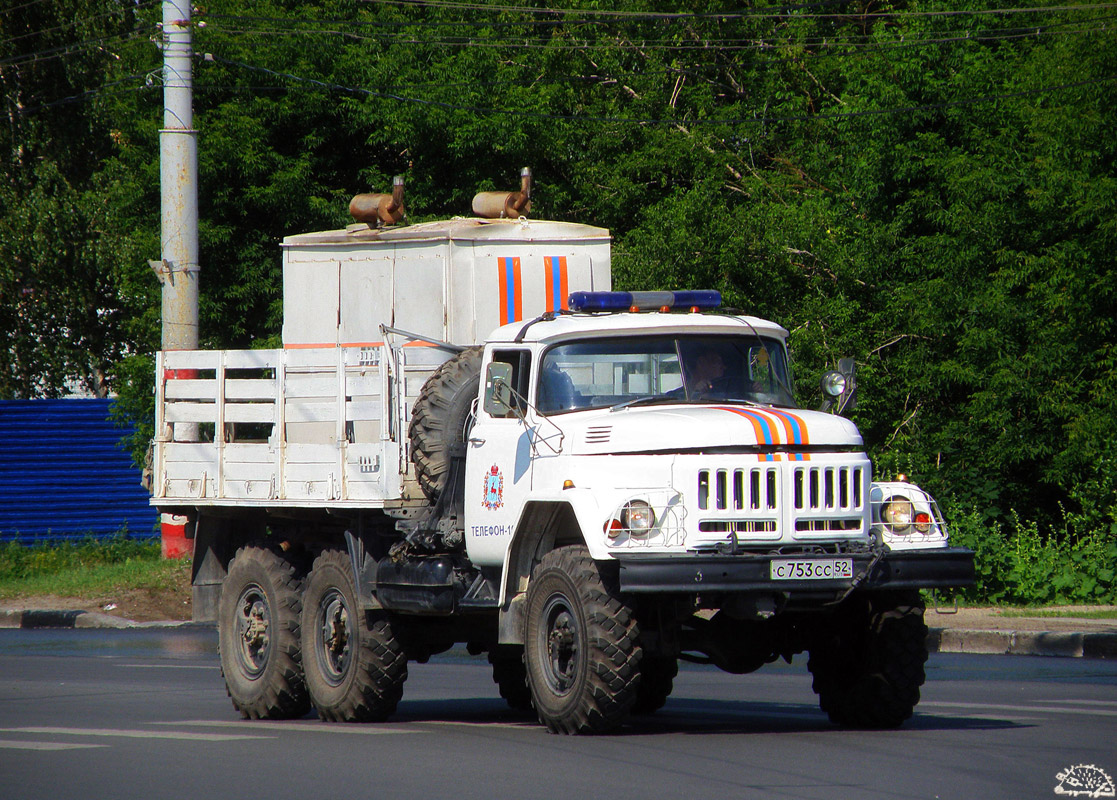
684,350,726,395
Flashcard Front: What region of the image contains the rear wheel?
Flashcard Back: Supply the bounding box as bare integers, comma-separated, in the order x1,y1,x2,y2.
300,550,407,722
523,546,642,734
219,545,310,719
807,591,928,728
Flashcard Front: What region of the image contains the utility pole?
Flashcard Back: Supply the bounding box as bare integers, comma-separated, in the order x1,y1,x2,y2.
156,0,199,559
158,0,199,358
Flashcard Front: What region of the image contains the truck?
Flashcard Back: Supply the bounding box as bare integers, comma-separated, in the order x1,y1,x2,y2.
151,173,974,734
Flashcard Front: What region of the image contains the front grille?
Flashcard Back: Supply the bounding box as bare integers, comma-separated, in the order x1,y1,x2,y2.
698,519,777,534
795,518,862,532
697,466,779,512
685,455,870,545
792,465,863,512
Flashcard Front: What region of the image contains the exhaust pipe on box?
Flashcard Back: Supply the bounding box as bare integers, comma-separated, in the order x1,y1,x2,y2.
350,175,406,226
472,167,532,219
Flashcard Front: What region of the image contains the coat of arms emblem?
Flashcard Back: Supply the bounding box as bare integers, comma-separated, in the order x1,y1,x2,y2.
482,465,504,510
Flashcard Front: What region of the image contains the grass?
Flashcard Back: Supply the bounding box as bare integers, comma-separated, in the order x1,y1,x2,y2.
2,538,1114,619
0,537,190,601
999,608,1117,620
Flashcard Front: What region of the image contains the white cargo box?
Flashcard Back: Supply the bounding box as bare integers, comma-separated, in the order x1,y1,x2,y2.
281,217,612,348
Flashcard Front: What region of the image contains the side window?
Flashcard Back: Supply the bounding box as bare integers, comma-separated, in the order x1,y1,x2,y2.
490,349,531,416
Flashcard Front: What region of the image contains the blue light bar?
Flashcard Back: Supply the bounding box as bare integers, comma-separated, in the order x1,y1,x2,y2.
567,290,722,313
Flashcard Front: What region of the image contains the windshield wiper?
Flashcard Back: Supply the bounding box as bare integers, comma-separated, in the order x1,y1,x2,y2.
609,395,683,413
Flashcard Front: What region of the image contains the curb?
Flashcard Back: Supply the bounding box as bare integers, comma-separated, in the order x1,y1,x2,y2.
928,627,1117,660
0,609,206,631
2,611,1114,659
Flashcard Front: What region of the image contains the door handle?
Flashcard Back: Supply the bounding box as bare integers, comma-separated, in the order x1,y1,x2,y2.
468,437,486,446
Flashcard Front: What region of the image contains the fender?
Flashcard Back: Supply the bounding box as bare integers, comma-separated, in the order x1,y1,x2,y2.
497,500,583,643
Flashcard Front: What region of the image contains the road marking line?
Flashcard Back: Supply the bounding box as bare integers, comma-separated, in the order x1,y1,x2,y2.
414,721,536,730
118,664,216,670
1035,699,1117,708
160,720,426,735
921,702,1117,717
0,739,108,751
0,727,271,742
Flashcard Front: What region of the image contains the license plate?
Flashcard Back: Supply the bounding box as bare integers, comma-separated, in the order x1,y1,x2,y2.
770,558,854,581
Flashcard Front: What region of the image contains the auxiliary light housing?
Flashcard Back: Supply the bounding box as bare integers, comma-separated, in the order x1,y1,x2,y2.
568,290,721,313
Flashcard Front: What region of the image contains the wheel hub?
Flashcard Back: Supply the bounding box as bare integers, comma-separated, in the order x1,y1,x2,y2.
317,592,352,684
235,590,271,676
544,605,579,694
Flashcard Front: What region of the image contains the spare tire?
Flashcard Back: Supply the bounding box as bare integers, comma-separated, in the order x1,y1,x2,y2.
409,346,483,501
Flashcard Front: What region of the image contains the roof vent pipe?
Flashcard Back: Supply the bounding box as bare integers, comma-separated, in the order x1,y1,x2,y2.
349,175,406,226
472,167,532,219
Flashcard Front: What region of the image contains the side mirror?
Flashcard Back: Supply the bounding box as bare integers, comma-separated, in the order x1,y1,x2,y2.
483,362,514,416
820,357,857,415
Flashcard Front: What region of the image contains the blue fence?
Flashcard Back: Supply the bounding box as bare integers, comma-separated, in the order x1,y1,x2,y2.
0,400,158,543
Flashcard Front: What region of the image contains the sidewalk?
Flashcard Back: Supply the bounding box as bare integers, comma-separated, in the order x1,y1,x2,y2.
925,605,1117,660
2,603,1115,659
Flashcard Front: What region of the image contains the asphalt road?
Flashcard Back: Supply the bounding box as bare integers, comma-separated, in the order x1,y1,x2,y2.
0,628,1114,800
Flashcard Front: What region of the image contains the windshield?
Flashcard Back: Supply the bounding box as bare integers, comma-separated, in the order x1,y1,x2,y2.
536,334,796,415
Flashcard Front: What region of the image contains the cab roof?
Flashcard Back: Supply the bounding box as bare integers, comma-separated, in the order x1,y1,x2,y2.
485,310,789,346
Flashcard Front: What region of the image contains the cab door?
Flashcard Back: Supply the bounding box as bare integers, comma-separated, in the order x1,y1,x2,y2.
463,348,536,569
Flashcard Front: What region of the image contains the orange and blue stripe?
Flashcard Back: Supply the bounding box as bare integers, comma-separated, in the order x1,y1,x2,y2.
544,255,569,313
498,256,523,325
717,406,810,462
765,408,810,459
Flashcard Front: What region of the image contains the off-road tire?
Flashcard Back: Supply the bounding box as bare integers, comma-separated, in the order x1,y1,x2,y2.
489,646,533,712
807,590,929,728
299,549,408,722
219,544,311,720
523,545,642,734
409,346,483,501
632,655,678,715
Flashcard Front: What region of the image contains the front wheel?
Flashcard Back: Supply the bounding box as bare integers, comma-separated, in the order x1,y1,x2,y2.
218,545,311,719
300,550,407,722
807,591,929,728
523,546,642,734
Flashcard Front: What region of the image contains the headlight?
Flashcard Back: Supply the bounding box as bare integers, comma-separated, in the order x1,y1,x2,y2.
621,500,656,535
820,371,847,398
881,497,914,533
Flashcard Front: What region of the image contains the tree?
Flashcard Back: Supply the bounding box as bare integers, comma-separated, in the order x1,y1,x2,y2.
0,0,155,398
5,0,1115,534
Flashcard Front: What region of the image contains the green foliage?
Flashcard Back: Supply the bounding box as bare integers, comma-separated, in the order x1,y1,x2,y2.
0,0,156,399
948,509,1117,605
0,535,158,581
0,535,187,601
4,0,1116,545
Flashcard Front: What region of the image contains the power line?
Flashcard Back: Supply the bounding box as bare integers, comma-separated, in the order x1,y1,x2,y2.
0,1,157,49
358,0,1117,21
0,27,154,69
197,18,1113,53
358,0,854,21
11,73,155,115
207,53,1117,127
194,2,1117,54
0,0,58,18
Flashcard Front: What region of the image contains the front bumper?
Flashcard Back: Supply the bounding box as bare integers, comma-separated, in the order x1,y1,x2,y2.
616,547,975,594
